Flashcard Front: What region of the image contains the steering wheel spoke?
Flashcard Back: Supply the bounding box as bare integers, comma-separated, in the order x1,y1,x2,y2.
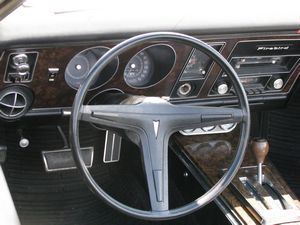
80,104,141,130
139,128,170,211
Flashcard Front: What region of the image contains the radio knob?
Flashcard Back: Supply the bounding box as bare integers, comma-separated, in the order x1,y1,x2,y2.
273,78,284,90
217,82,229,95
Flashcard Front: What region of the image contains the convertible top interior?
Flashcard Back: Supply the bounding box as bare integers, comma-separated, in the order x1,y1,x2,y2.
0,1,300,225
1,0,299,45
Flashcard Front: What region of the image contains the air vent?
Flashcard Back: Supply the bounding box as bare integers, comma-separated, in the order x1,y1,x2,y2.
0,92,26,117
0,86,33,120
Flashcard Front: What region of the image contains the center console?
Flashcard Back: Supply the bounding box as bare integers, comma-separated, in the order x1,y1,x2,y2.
172,129,300,225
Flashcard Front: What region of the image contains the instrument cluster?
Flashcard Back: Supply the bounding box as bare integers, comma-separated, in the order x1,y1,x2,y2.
64,44,176,90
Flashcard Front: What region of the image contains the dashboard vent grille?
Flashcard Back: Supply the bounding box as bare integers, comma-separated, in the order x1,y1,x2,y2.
0,92,27,118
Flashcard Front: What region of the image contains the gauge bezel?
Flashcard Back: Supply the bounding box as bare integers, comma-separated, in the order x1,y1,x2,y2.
65,46,119,91
123,50,154,87
123,44,176,89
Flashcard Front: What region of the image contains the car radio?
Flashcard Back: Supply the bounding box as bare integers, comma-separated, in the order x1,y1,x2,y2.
210,40,300,96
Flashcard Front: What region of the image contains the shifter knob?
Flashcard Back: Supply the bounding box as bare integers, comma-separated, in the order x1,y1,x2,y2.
251,138,269,184
251,138,269,164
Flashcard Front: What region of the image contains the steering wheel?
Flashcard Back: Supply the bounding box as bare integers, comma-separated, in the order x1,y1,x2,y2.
70,32,250,220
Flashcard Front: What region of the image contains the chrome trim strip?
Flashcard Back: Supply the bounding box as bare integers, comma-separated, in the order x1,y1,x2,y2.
180,123,237,136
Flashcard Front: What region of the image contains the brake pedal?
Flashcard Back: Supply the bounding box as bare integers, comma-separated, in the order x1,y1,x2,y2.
42,147,94,172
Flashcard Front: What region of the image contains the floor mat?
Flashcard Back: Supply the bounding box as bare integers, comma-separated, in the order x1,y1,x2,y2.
2,121,200,225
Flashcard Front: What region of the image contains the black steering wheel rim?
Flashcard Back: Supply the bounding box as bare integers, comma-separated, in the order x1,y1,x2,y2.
70,32,250,220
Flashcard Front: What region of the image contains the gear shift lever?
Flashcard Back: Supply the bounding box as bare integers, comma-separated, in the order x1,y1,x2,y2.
250,138,269,184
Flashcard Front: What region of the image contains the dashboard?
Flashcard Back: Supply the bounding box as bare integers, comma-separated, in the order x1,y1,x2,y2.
0,32,300,121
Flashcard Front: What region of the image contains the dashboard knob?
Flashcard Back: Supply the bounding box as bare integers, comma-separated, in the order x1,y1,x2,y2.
19,138,29,148
178,83,192,96
17,129,30,148
10,54,30,81
273,78,284,90
12,54,28,66
217,82,229,95
16,63,30,76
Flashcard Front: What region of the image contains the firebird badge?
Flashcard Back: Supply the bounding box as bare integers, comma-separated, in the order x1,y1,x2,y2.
257,46,290,51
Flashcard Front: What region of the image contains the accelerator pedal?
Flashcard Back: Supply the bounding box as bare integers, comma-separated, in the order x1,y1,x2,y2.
103,130,122,163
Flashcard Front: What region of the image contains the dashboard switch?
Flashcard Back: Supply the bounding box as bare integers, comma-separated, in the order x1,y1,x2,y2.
48,68,59,82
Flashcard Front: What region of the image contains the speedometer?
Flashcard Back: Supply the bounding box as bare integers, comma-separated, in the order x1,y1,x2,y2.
124,51,153,87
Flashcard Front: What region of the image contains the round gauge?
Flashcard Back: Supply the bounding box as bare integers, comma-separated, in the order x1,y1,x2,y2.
65,46,119,90
201,126,215,132
124,51,154,87
220,123,235,131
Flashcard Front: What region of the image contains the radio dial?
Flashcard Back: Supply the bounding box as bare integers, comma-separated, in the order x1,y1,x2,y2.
217,82,229,95
273,78,284,90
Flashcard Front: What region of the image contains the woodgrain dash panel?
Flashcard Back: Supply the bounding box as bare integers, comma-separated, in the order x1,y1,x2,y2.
0,42,191,108
0,33,299,109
